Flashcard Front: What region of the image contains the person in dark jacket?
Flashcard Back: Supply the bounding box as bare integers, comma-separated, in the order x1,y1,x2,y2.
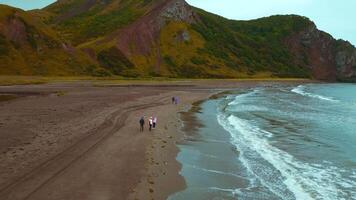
139,117,145,132
172,97,175,104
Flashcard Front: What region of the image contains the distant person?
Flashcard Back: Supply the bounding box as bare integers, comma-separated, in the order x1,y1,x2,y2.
153,116,157,129
172,97,175,104
149,117,153,131
139,117,145,132
175,97,179,105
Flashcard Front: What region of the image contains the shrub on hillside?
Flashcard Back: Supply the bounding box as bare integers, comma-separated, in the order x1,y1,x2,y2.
97,47,134,75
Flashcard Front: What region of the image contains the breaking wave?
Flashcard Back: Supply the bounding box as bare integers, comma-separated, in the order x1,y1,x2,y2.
291,85,338,102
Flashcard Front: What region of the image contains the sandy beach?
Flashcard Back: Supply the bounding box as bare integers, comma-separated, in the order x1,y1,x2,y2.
0,80,311,200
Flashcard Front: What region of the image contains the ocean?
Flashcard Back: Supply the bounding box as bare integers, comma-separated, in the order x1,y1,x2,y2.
169,83,356,200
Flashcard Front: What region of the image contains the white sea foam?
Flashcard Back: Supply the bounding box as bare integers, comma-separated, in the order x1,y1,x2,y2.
208,187,240,196
227,104,268,112
291,85,339,102
217,111,356,200
185,164,244,179
228,89,260,106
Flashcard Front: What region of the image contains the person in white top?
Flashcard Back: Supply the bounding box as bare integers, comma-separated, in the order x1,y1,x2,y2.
149,117,153,131
153,116,157,129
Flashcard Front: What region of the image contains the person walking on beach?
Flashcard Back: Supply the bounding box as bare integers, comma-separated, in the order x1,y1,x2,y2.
139,117,145,132
174,97,179,105
149,117,153,131
172,97,175,104
153,116,157,129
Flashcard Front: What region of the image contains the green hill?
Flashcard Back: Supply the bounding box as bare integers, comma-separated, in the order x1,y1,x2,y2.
0,4,106,76
0,0,355,81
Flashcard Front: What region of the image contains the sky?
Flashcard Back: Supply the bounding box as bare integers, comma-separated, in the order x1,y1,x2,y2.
0,0,354,45
0,0,55,10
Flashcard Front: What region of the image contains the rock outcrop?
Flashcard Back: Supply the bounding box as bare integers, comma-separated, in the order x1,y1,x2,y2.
159,0,199,24
334,41,356,81
286,23,356,81
114,0,199,56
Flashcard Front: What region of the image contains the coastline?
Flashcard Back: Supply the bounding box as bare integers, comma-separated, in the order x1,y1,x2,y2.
168,92,246,200
0,80,314,200
155,90,253,199
164,80,314,199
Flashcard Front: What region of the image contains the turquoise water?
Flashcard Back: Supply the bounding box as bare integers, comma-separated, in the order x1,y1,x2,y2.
170,83,356,200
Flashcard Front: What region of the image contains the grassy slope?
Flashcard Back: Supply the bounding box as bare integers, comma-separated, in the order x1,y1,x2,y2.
0,4,108,76
25,0,326,78
0,1,340,78
184,8,313,78
44,0,156,45
144,8,314,78
43,0,255,78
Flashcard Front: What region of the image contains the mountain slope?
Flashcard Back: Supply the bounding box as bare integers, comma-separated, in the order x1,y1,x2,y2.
0,4,108,76
43,0,164,45
71,0,356,80
0,0,355,81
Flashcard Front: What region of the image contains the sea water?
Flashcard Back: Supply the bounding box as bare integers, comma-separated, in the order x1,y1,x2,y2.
170,83,356,200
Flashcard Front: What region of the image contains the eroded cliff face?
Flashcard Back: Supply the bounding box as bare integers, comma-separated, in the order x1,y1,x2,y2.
286,24,356,81
91,0,200,75
115,0,199,56
334,41,356,81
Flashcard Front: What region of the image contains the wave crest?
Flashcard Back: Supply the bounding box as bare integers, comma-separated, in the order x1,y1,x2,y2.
291,85,339,102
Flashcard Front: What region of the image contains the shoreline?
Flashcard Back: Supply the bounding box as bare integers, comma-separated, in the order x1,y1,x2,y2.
160,90,253,199
128,90,213,200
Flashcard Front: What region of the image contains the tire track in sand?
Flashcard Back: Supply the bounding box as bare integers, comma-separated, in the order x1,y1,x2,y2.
0,95,171,200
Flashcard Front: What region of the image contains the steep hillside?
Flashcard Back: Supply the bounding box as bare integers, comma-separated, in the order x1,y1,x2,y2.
0,0,355,80
63,0,356,80
0,4,106,76
44,0,166,45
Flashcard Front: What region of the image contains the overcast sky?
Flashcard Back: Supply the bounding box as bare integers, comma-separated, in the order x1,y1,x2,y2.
0,0,354,45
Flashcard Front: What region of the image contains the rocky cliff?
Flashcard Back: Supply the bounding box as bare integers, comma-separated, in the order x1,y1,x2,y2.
334,40,356,81
286,23,356,81
115,0,199,56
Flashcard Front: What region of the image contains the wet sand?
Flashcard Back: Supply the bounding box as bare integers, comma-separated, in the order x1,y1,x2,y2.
169,97,248,200
0,80,312,200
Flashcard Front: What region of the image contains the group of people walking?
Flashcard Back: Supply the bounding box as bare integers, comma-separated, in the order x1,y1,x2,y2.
139,116,157,132
139,96,179,132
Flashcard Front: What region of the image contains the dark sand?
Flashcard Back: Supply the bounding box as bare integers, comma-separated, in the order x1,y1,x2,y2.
0,80,312,200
